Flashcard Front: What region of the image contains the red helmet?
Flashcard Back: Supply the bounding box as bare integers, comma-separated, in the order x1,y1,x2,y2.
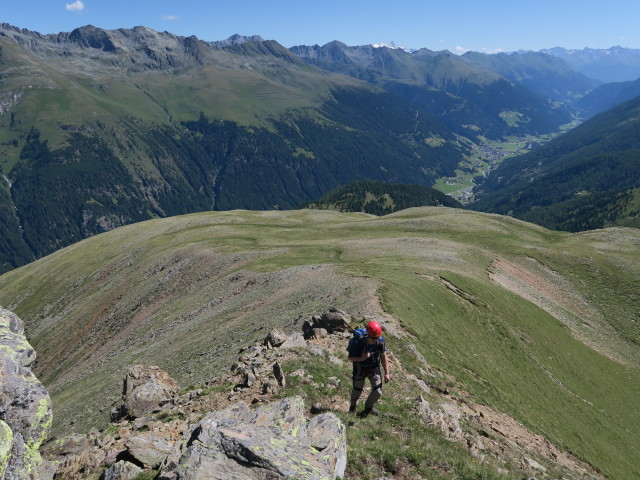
366,321,383,337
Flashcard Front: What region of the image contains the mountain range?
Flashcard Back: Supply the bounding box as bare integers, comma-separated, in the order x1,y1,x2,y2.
0,23,466,273
542,46,640,83
1,23,640,274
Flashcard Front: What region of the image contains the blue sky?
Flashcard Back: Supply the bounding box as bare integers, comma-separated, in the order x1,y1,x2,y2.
4,0,640,53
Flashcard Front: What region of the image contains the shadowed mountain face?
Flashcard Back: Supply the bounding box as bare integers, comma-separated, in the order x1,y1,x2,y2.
290,41,574,139
0,24,467,273
472,95,640,231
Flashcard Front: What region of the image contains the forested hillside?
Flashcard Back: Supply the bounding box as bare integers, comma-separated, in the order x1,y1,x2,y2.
300,180,462,214
472,95,640,231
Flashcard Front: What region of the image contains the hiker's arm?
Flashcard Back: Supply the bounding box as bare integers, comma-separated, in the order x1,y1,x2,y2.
348,351,371,362
381,352,391,382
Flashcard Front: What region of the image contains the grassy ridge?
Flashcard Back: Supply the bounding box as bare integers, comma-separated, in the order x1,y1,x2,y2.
0,208,638,478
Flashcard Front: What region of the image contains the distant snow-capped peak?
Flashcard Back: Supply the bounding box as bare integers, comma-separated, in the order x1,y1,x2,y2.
371,41,416,53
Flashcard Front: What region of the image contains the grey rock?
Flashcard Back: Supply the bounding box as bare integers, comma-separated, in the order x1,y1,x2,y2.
0,307,53,480
126,431,175,468
279,333,307,350
161,396,346,479
319,308,351,333
307,413,347,478
245,370,256,388
407,374,431,394
264,329,289,348
102,460,143,480
312,327,328,339
115,365,178,420
42,433,90,457
0,420,12,478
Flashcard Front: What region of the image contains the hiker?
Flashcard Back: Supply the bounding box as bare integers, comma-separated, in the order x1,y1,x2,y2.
347,320,391,416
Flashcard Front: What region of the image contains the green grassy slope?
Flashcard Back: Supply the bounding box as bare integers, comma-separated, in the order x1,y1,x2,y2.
0,207,638,478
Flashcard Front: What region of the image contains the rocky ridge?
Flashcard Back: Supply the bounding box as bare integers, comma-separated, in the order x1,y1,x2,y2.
35,307,603,480
0,23,299,73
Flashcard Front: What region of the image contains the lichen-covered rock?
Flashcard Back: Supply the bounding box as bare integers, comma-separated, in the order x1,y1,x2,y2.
160,396,347,479
114,365,178,420
307,413,347,478
0,420,13,478
0,307,53,480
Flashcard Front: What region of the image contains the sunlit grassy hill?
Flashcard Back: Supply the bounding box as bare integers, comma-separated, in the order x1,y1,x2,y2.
0,207,638,478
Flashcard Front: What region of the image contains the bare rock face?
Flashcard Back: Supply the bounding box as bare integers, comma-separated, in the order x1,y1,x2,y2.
159,396,347,480
0,307,53,479
112,365,179,421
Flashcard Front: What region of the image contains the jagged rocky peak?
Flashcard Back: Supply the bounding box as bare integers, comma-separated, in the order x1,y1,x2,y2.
213,33,266,47
68,24,118,52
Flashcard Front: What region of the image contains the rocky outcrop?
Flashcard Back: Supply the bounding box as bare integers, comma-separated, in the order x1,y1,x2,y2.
0,307,53,479
111,365,179,421
159,396,346,480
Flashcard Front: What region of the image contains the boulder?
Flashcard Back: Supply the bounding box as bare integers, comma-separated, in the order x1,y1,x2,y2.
307,413,347,478
114,366,178,420
126,431,175,468
264,329,289,348
318,308,351,333
0,307,53,480
160,396,347,479
0,420,13,478
279,333,307,350
102,460,143,480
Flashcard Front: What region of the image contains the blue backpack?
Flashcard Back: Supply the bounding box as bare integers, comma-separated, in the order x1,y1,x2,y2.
347,328,368,356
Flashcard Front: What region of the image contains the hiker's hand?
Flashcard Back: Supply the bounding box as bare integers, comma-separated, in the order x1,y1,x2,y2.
384,373,391,383
361,352,371,361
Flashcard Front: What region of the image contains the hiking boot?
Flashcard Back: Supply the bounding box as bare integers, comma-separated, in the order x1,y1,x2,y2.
349,404,357,414
359,407,380,418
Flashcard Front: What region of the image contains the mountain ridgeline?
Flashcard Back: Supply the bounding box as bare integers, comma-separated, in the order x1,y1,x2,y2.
0,24,466,273
299,180,462,215
290,42,577,139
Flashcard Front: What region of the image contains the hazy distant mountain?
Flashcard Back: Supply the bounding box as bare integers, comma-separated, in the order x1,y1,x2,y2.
290,42,573,140
459,51,600,103
576,77,640,116
473,95,640,231
542,46,640,83
0,23,466,273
